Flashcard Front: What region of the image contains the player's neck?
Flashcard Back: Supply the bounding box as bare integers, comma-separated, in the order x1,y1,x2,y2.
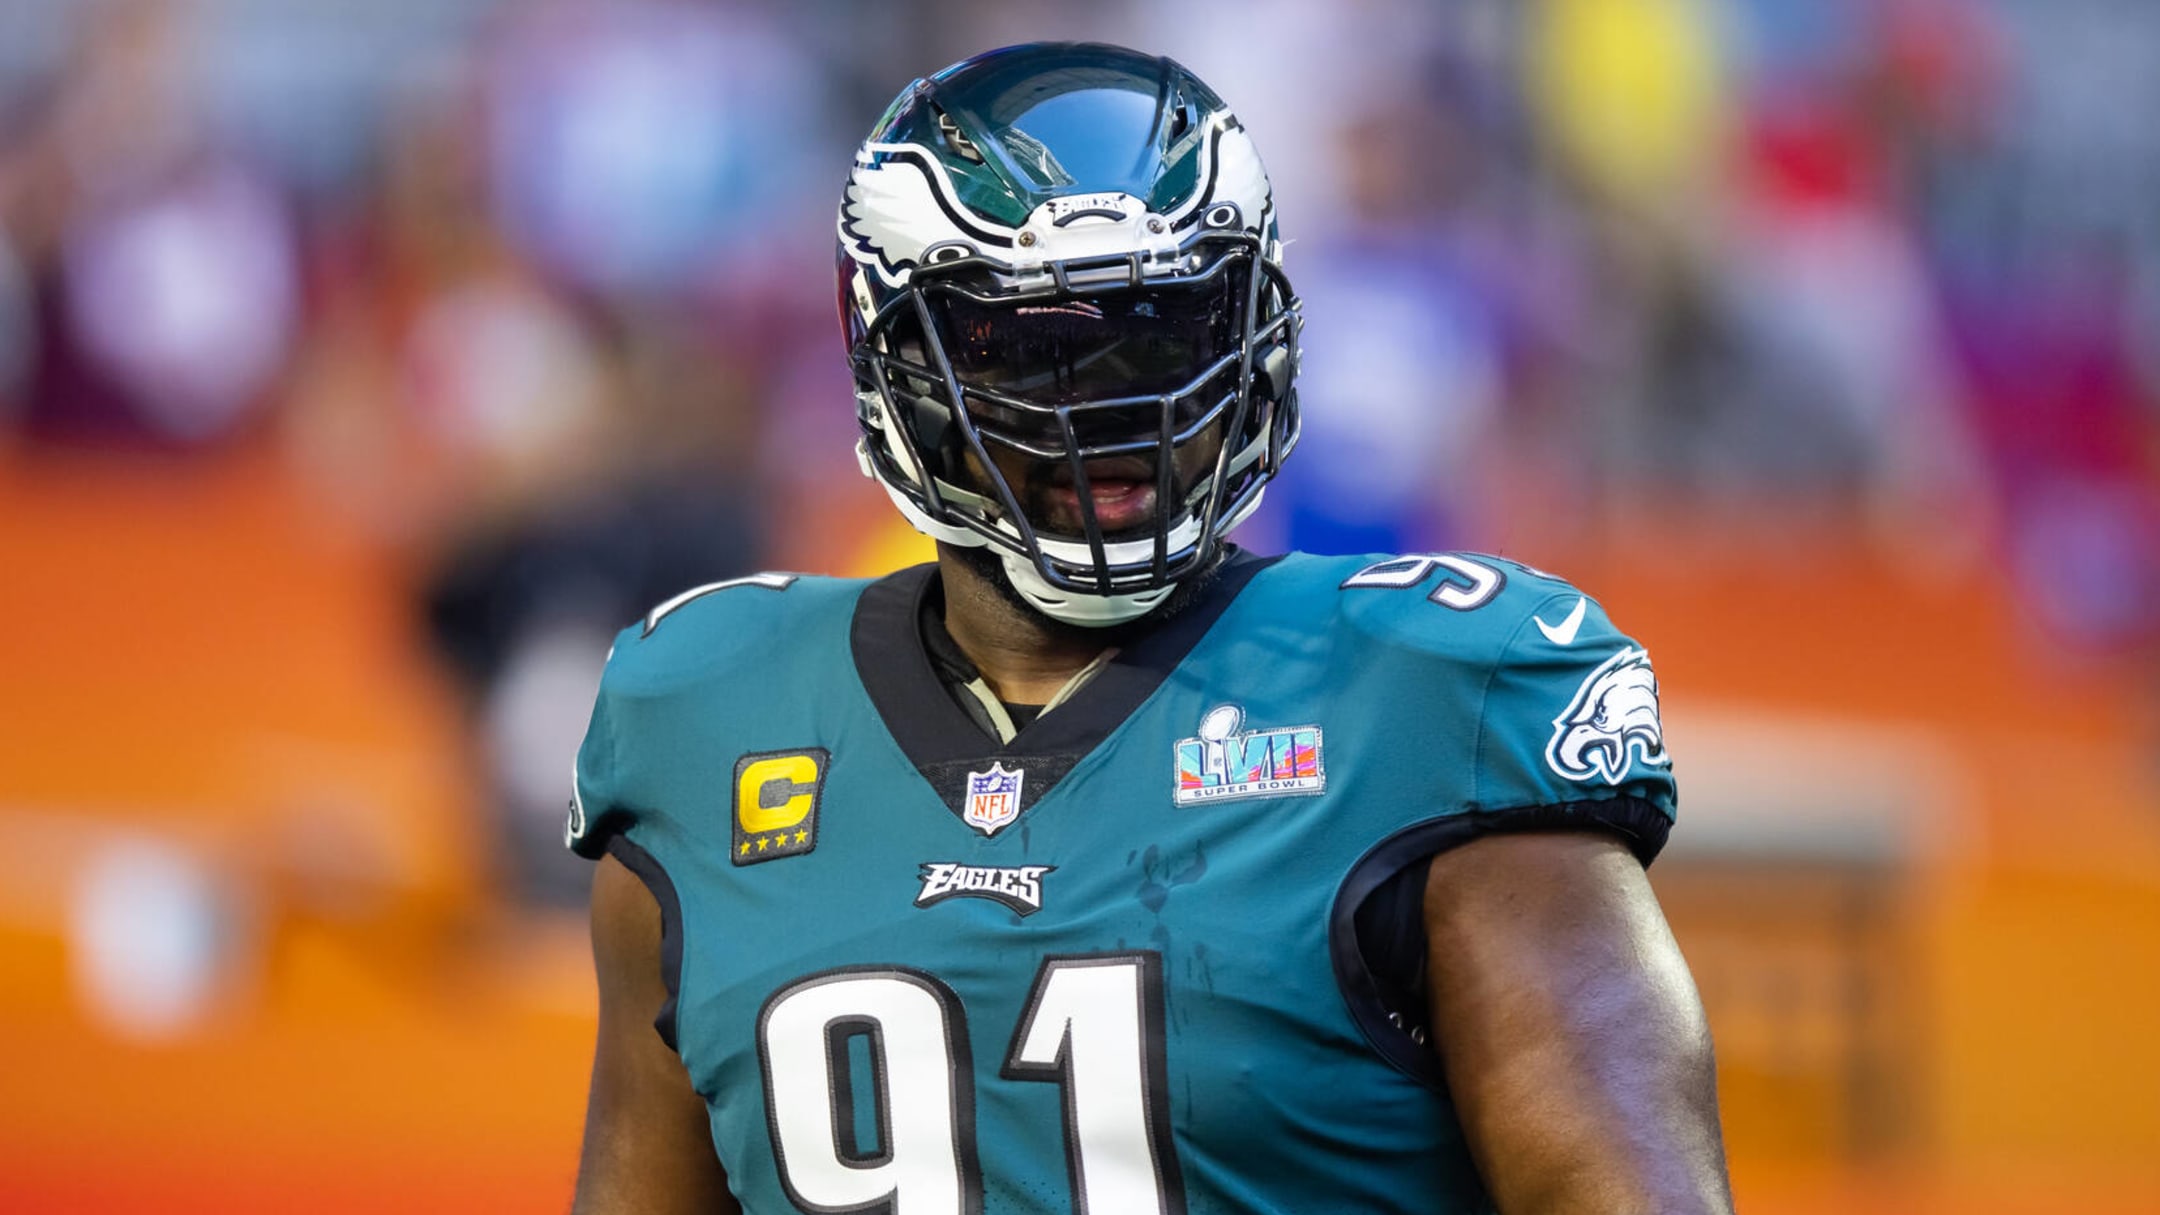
936,548,1113,707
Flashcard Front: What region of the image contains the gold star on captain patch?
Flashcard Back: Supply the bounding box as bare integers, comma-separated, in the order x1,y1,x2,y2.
794,829,809,844
739,840,751,854
756,836,770,851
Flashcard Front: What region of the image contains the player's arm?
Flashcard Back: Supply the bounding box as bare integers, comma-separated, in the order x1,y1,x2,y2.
1424,830,1732,1215
573,853,737,1215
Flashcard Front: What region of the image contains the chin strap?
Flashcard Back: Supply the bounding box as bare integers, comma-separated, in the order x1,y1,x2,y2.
999,551,1175,626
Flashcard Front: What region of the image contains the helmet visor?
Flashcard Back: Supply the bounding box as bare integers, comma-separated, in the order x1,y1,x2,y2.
929,264,1248,415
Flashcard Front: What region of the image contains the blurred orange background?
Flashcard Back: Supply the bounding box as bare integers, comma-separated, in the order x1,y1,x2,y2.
3,1,2158,1212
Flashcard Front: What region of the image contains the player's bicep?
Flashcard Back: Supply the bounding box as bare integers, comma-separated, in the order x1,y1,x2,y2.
1423,832,1730,1215
575,853,735,1215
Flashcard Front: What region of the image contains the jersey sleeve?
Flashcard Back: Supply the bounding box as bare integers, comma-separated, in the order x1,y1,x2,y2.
1469,588,1677,862
1329,561,1681,1085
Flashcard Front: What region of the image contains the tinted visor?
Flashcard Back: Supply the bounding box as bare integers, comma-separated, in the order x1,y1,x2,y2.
930,265,1247,412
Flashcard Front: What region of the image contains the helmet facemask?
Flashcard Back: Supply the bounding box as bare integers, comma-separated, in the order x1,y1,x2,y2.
836,44,1302,624
852,231,1301,626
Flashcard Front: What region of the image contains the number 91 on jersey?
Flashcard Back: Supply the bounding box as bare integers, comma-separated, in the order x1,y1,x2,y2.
757,952,1184,1214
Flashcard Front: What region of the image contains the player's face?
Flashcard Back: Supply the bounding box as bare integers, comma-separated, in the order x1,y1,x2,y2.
934,267,1248,541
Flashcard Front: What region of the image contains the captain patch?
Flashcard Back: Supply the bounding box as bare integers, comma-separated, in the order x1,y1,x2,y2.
732,749,828,865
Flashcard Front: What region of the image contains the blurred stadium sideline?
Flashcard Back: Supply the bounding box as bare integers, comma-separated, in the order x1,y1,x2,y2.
3,0,2159,1211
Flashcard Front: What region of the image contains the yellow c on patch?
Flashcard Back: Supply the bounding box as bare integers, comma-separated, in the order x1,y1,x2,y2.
731,749,829,865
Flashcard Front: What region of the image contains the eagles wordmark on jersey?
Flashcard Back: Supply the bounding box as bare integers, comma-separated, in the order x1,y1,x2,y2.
568,549,1677,1215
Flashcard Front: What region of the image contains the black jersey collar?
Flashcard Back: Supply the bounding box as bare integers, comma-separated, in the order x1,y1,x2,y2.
850,550,1277,813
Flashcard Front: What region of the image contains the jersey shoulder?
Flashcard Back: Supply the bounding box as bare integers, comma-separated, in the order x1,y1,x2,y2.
1265,550,1621,662
568,569,879,859
1263,550,1677,829
595,569,875,698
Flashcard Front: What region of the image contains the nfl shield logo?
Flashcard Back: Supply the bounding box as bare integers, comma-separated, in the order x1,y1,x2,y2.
963,763,1025,836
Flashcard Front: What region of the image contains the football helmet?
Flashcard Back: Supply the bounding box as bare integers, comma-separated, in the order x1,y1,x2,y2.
837,42,1302,626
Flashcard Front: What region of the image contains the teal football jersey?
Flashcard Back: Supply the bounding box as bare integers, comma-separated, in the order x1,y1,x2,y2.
568,551,1678,1215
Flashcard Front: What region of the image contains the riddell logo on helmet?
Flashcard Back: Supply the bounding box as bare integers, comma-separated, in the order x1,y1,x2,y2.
1041,193,1139,224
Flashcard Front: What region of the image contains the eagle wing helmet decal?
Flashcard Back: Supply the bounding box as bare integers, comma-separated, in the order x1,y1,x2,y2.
839,115,1276,293
1545,647,1670,786
1163,118,1274,237
838,143,1019,289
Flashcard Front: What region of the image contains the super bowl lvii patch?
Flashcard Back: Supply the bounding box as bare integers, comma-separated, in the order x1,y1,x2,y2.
1174,704,1325,806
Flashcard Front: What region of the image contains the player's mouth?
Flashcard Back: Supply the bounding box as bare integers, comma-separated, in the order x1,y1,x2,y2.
1042,459,1160,535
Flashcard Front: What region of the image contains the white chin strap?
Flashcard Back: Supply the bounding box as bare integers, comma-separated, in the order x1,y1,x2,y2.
1002,519,1207,625
999,555,1175,626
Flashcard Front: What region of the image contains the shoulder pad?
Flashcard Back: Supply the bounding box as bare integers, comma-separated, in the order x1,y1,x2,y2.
598,570,868,692
1316,551,1678,818
566,569,872,859
1328,551,1602,661
640,572,807,638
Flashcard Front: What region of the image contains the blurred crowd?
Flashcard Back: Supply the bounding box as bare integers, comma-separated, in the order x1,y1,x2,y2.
3,0,2157,901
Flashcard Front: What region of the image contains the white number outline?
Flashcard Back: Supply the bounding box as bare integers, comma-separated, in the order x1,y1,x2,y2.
1340,553,1505,611
643,572,800,636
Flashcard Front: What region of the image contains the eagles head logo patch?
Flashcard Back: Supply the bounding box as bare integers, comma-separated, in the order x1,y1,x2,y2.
1545,648,1669,786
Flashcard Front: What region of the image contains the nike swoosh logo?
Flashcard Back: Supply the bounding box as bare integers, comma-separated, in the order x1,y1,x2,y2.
1535,597,1588,646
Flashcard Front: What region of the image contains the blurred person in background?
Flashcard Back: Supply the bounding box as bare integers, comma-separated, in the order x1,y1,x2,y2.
0,0,299,450
1268,88,1508,557
1911,0,2160,651
269,0,811,905
391,0,813,903
566,42,1731,1215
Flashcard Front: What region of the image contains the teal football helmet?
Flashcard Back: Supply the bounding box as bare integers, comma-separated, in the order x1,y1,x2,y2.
838,42,1302,626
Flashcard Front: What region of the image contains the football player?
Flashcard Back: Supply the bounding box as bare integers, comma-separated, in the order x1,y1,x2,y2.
568,42,1732,1215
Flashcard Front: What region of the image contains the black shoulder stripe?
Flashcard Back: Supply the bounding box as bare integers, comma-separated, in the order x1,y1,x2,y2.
605,834,688,1053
